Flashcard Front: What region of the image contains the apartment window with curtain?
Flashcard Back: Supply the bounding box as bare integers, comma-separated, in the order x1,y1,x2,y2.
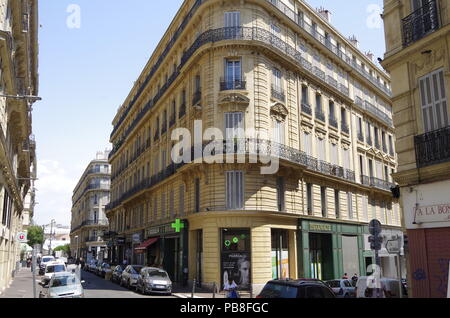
224,59,242,90
226,171,244,210
277,177,285,212
303,131,312,155
316,94,322,113
273,119,285,145
419,68,448,132
301,85,309,105
272,68,283,92
225,112,244,141
224,11,241,27
374,127,380,148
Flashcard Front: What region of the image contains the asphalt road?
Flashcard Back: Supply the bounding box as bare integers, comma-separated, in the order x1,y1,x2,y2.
80,270,176,298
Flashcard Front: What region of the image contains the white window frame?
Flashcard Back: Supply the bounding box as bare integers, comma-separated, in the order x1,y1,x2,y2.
224,11,241,28
226,171,244,210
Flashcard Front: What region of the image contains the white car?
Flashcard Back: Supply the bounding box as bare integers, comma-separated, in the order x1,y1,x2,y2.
39,256,56,275
41,261,67,286
355,276,407,298
40,272,85,298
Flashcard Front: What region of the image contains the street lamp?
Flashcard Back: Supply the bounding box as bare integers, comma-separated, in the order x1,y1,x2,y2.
48,219,55,256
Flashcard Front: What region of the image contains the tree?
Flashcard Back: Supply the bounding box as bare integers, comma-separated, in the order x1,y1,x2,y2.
53,244,70,254
27,225,44,248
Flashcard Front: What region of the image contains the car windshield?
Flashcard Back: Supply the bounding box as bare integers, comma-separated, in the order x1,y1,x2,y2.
103,264,110,269
115,266,124,272
131,266,143,274
327,281,341,288
260,283,298,298
148,270,168,278
344,280,352,287
50,275,80,288
46,265,65,273
42,257,54,263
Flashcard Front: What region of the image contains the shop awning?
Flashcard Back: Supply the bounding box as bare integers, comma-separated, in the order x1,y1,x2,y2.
134,237,159,251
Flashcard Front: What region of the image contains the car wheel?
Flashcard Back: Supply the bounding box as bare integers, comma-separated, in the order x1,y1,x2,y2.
344,293,351,298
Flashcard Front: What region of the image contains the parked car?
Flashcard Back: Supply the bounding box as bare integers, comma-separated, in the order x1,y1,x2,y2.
112,265,126,284
120,265,143,289
38,256,56,275
95,262,103,276
257,279,336,298
136,267,172,295
88,260,99,273
41,261,68,286
99,263,112,278
355,276,408,298
326,279,356,298
39,272,85,298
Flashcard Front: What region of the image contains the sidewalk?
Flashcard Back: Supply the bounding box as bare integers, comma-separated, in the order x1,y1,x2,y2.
172,284,252,299
0,267,39,298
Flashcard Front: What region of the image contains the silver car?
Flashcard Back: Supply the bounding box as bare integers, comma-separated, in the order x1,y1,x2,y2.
136,267,172,295
40,272,85,298
326,279,356,298
120,265,143,289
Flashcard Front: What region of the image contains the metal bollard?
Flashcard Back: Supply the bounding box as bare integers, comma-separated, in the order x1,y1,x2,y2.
191,278,196,298
250,284,253,299
213,282,216,298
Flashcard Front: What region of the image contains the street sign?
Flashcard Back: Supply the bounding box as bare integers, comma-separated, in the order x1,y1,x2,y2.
386,239,401,254
369,219,382,236
16,232,27,243
369,235,383,251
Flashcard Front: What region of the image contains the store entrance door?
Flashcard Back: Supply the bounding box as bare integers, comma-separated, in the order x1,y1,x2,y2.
271,229,289,280
309,233,334,280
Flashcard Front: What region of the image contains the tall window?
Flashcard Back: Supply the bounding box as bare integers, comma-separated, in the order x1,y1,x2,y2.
226,171,244,209
347,192,353,219
321,186,327,217
225,59,242,89
307,183,313,215
195,178,200,212
224,11,241,27
301,85,309,105
273,119,285,145
225,112,244,141
419,69,448,132
194,74,201,93
329,101,335,120
272,68,282,90
277,177,285,212
303,132,312,155
316,94,322,112
335,190,340,219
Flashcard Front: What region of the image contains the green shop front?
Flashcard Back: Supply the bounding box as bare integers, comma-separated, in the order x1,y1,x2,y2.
297,219,367,280
137,219,189,283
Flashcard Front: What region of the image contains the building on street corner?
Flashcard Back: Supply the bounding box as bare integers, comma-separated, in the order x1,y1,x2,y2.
382,0,450,298
70,151,111,262
0,0,38,294
106,0,402,295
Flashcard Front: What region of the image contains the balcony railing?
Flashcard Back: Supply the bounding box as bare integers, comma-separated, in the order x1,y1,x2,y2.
315,109,325,122
271,85,286,102
402,0,440,47
220,78,246,91
415,126,450,168
357,132,365,143
107,138,357,212
361,175,395,192
329,116,338,129
341,122,350,134
301,103,312,116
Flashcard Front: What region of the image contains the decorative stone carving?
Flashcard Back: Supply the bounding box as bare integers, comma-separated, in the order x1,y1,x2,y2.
301,124,313,134
315,128,326,140
218,93,250,107
270,102,289,122
414,46,446,74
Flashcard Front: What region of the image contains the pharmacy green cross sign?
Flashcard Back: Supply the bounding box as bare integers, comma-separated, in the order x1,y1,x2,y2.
171,219,185,233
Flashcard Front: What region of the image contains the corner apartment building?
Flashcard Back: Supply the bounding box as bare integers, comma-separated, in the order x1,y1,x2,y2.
70,151,111,262
106,0,401,294
0,0,38,293
382,0,450,298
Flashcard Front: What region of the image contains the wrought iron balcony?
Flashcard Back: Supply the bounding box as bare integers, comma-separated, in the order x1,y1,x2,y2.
301,103,312,116
315,109,325,122
271,85,286,102
402,0,440,47
329,116,338,129
220,78,246,91
357,132,365,143
192,91,201,106
361,175,395,192
341,122,350,134
415,126,450,168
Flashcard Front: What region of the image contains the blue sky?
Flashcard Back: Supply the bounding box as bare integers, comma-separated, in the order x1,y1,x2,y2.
33,0,385,226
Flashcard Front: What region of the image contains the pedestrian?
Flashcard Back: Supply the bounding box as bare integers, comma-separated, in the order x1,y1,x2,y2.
351,273,359,286
224,277,239,298
80,257,85,269
342,273,349,279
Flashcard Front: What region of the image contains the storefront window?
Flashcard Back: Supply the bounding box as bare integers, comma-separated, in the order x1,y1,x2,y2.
271,230,289,280
221,229,251,291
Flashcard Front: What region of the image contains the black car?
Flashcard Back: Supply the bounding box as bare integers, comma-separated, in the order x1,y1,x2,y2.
257,279,336,298
111,265,126,284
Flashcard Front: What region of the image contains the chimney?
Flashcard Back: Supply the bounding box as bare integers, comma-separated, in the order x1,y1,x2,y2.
349,35,359,48
316,7,332,23
365,51,374,62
